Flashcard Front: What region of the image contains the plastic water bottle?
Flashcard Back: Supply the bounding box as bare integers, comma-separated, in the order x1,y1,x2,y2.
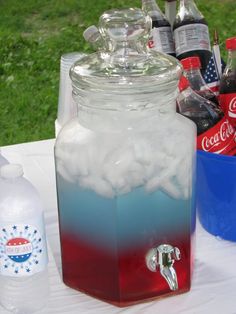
0,150,8,167
0,164,49,313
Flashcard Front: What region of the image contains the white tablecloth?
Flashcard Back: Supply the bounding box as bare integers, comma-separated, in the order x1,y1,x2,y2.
1,139,236,314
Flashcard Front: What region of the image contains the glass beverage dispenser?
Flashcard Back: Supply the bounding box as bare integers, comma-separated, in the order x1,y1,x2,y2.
55,8,196,306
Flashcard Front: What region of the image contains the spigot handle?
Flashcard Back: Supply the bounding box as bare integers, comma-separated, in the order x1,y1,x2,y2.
173,247,181,261
146,244,181,291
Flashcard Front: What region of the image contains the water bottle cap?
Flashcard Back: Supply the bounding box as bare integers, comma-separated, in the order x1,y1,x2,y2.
181,57,202,70
179,76,190,92
0,164,24,179
226,37,236,50
83,25,100,42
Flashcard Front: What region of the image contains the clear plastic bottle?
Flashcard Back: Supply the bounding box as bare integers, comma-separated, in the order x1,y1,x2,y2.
56,52,87,136
181,56,219,106
177,76,236,155
142,0,175,56
219,37,236,127
0,164,49,314
0,150,8,167
173,0,211,73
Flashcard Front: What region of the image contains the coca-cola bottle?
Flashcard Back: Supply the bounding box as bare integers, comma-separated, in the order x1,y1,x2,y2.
181,56,219,106
177,76,236,155
173,0,211,73
142,0,175,56
219,37,236,127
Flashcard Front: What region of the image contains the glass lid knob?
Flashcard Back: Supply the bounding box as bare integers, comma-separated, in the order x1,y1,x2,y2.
99,8,152,43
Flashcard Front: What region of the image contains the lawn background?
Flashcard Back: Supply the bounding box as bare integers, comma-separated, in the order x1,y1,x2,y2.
0,0,235,146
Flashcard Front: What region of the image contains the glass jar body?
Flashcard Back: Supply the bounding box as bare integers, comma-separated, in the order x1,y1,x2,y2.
55,98,196,306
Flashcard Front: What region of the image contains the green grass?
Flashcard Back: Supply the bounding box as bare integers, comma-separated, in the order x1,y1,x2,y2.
0,0,236,146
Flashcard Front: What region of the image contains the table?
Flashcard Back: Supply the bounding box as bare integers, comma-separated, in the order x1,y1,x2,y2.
1,139,236,314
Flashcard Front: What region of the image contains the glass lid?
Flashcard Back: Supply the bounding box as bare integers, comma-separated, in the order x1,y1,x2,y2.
70,8,182,90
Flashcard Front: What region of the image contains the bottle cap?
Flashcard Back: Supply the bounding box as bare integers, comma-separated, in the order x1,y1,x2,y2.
226,37,236,50
0,164,24,179
181,57,202,70
179,76,190,92
83,25,100,42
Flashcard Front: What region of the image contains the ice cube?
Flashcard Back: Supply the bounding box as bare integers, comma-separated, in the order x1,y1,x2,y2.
79,176,115,198
160,179,182,200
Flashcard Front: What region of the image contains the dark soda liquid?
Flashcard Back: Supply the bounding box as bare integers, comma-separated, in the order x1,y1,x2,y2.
197,90,219,107
152,19,176,57
220,70,236,94
178,98,222,135
186,115,220,136
219,70,236,128
173,19,211,73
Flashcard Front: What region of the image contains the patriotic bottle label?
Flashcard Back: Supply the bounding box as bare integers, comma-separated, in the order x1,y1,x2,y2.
219,93,236,127
174,24,211,56
149,26,175,54
197,117,236,155
0,222,48,277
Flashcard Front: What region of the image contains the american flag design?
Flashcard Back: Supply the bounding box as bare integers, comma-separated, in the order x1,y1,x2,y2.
6,237,32,263
204,53,225,96
0,224,47,277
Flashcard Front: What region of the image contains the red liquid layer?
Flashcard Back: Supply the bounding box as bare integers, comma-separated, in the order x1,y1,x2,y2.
60,232,192,306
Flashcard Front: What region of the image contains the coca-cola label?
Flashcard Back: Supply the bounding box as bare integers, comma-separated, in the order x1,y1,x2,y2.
197,117,236,156
219,93,236,126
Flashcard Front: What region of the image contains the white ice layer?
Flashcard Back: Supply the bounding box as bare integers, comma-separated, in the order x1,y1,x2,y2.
55,115,196,200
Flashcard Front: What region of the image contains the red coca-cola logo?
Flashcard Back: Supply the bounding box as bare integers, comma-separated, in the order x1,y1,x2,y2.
201,119,235,153
229,97,236,117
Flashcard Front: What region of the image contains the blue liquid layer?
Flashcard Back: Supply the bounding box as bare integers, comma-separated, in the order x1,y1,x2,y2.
56,174,192,252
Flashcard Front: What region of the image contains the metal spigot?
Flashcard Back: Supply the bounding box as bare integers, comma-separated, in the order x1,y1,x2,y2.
146,244,181,291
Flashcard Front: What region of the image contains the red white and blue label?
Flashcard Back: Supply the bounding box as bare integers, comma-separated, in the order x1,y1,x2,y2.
0,224,48,277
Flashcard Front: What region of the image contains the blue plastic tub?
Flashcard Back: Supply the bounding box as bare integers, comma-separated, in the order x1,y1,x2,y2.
197,150,236,241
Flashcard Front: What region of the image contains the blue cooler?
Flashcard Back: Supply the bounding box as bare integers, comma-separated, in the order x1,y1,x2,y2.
197,150,236,241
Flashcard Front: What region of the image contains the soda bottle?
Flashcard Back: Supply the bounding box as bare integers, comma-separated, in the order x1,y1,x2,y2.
0,164,49,313
181,56,219,106
0,150,8,167
177,76,236,155
173,0,211,73
142,0,175,56
219,37,236,127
